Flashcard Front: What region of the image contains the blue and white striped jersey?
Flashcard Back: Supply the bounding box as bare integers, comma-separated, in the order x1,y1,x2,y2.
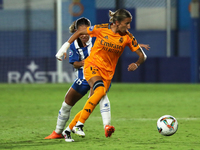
69,37,96,80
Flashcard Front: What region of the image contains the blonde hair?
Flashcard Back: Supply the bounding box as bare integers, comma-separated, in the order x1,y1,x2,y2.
109,9,132,23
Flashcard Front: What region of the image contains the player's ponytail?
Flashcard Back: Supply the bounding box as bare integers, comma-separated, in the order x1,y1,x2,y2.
69,21,76,33
109,10,115,23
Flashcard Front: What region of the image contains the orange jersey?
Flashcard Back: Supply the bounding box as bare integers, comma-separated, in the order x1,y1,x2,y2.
85,23,140,80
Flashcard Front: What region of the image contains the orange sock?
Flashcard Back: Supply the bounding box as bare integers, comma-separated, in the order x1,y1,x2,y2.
79,86,106,123
69,110,82,130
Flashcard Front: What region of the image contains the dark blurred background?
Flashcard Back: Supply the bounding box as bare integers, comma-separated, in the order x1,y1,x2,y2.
0,0,199,83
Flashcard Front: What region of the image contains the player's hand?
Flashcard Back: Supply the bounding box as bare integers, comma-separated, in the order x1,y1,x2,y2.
55,41,70,61
55,55,62,61
80,60,85,66
55,52,67,61
128,63,138,71
64,52,67,59
139,44,150,50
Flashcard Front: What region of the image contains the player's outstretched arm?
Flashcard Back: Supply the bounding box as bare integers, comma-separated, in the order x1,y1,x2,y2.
55,28,88,61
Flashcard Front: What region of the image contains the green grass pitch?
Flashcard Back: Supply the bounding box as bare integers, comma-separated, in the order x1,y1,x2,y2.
0,83,200,150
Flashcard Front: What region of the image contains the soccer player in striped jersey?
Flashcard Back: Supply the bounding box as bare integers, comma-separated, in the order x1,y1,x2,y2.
44,17,114,141
56,9,149,142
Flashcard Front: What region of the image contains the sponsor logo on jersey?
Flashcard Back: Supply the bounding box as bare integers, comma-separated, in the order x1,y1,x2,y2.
89,26,94,31
100,40,123,50
100,39,123,54
69,50,73,57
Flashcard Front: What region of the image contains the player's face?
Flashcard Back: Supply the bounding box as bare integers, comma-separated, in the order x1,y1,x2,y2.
78,25,90,45
117,17,132,33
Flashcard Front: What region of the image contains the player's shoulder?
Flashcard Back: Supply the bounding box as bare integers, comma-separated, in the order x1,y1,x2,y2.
70,40,80,51
125,31,138,47
70,41,76,49
125,30,135,40
95,23,110,29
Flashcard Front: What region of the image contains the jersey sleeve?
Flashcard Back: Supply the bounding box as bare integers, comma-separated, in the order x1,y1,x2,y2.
127,35,140,52
69,43,79,64
87,25,101,38
91,37,96,45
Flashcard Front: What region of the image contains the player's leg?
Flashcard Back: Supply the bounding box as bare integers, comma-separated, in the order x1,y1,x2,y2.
65,88,93,133
73,79,106,137
67,88,93,132
44,87,83,139
100,94,111,128
62,110,82,142
100,93,115,137
89,87,111,127
77,65,108,124
72,64,113,136
63,88,92,139
45,80,89,139
73,64,111,136
55,87,83,133
62,80,90,142
88,88,114,137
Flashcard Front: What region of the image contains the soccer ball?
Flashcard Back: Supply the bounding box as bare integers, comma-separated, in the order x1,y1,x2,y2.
157,115,178,136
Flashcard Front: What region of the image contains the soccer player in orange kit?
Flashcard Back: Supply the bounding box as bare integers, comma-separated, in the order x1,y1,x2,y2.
56,9,147,142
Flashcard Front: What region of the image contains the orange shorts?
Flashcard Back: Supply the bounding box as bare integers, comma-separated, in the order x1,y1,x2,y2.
84,63,111,92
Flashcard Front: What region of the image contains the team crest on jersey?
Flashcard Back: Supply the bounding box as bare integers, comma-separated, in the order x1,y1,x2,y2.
69,50,73,57
104,36,108,39
119,37,123,43
89,26,94,31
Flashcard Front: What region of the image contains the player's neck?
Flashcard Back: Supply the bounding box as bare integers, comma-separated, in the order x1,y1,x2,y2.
110,24,118,34
110,24,126,36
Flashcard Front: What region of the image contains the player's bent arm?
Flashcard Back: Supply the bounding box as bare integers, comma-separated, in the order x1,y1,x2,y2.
135,47,147,66
55,28,88,61
68,28,88,44
128,47,147,71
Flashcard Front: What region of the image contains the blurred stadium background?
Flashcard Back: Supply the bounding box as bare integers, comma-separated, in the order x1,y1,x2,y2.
0,0,199,83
